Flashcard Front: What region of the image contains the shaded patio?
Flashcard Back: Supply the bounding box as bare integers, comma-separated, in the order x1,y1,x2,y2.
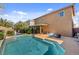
30,24,48,34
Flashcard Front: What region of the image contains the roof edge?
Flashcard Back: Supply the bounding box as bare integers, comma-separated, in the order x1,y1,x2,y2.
33,4,75,20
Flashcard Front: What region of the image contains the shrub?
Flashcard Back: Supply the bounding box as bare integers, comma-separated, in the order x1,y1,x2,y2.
0,32,4,40
26,28,32,34
19,29,27,33
6,31,15,36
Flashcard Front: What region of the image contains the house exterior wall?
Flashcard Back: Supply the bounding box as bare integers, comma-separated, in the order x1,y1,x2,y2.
34,5,74,37
29,20,35,26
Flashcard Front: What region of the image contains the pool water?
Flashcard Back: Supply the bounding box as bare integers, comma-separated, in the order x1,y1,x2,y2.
1,35,65,55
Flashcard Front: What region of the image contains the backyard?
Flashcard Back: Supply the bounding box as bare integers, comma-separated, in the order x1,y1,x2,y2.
0,3,79,55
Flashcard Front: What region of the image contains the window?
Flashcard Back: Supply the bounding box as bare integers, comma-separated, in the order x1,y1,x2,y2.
59,11,65,16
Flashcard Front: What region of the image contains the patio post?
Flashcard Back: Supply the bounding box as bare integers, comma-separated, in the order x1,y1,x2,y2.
40,26,42,34
32,26,35,37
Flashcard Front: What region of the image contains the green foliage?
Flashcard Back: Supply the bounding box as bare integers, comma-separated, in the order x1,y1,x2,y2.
26,27,32,34
0,18,14,27
14,21,29,33
0,32,4,40
0,18,33,34
6,31,15,36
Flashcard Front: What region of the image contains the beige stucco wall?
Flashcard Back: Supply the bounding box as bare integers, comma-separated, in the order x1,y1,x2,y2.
34,6,74,37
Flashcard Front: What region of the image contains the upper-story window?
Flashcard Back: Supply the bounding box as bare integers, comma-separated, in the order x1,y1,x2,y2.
59,11,65,16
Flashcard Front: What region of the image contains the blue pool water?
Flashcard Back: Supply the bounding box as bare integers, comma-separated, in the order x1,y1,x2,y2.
2,35,65,55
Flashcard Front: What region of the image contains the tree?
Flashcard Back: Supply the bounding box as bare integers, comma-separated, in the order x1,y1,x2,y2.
0,18,14,27
14,21,29,33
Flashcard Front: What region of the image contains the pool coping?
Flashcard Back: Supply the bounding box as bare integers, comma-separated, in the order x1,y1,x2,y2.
34,35,64,44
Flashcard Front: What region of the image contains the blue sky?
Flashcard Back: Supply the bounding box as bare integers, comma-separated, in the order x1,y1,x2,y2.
0,3,79,25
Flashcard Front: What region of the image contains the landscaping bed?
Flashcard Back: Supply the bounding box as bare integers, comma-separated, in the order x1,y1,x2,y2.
0,31,4,40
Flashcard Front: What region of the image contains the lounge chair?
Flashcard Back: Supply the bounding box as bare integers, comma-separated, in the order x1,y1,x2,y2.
48,33,61,38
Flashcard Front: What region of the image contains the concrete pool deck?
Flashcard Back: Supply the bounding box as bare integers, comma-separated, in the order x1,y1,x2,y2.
35,34,79,55
0,40,4,54
35,34,63,44
63,37,79,55
0,40,3,47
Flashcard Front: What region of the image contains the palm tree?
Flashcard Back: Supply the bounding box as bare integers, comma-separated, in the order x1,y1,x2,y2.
0,18,4,26
0,18,14,27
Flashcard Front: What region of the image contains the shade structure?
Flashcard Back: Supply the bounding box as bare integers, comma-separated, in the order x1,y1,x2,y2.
30,24,48,34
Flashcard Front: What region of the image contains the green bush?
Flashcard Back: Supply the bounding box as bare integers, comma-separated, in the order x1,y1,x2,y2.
26,28,32,34
6,31,15,36
0,32,4,40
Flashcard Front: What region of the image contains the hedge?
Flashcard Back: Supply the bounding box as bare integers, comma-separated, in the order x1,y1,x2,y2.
26,28,32,34
0,32,4,40
6,31,15,36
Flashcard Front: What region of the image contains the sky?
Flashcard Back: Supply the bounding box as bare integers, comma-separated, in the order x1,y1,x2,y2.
0,3,79,26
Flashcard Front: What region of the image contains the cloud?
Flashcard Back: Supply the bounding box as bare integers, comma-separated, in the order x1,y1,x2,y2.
3,14,9,17
73,11,79,27
47,8,53,12
0,10,48,23
76,12,79,16
13,10,27,15
0,10,28,23
73,12,79,24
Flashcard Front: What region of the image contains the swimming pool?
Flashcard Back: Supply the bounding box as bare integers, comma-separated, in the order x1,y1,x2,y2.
1,35,65,55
